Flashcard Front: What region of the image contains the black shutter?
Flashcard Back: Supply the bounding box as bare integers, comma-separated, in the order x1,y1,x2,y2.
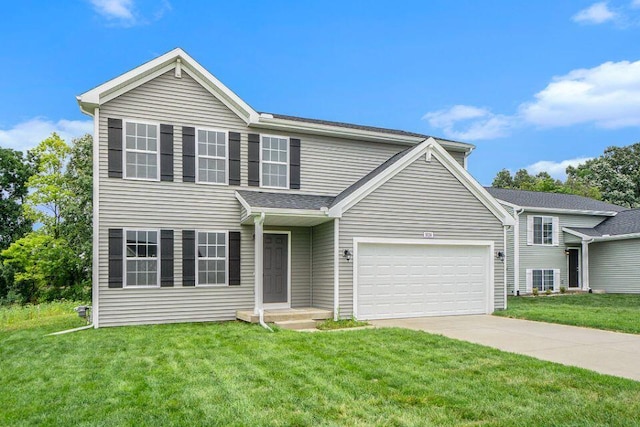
290,138,301,189
182,230,196,286
182,126,196,182
108,228,123,288
228,132,241,186
160,229,174,287
108,118,123,178
248,133,260,187
228,231,241,286
160,124,174,182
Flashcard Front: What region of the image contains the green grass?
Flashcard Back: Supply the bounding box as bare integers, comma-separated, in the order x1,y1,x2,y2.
495,294,640,334
0,300,87,332
2,303,640,426
316,318,369,330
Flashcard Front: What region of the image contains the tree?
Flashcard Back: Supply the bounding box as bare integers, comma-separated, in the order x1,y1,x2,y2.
491,169,513,188
490,168,599,198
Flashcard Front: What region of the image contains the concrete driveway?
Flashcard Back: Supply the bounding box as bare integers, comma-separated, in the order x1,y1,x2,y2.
371,315,640,381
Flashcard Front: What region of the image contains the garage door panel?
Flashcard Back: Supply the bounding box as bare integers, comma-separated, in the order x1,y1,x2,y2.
357,242,490,320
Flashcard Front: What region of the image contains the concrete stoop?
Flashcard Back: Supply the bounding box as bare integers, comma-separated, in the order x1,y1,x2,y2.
274,319,319,330
236,307,332,326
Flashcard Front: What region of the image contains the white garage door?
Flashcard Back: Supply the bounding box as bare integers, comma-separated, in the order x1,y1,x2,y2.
356,242,492,320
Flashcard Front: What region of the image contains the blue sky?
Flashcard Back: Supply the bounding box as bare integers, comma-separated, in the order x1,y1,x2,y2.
1,0,639,185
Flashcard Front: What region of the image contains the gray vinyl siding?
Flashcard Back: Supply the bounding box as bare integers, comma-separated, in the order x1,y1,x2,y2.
515,211,606,292
311,220,335,310
447,150,466,168
338,156,505,318
589,239,640,293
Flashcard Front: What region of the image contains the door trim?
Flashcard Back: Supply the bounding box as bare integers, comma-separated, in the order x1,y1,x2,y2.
352,237,495,320
263,230,292,310
567,247,581,288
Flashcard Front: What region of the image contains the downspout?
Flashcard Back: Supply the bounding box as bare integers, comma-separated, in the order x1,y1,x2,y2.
503,225,509,309
513,207,525,295
254,212,272,332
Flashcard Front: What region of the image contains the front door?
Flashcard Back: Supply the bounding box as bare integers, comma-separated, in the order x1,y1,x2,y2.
568,249,580,288
263,233,288,304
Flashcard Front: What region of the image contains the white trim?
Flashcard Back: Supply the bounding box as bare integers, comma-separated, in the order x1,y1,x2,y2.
351,237,495,320
195,127,229,186
566,247,581,288
194,230,229,287
101,63,176,106
122,228,161,289
529,215,556,246
253,214,265,315
562,227,640,242
333,218,340,320
263,230,292,309
502,204,619,217
259,134,290,190
328,138,515,227
122,118,161,182
528,268,557,292
562,227,593,240
503,225,508,309
92,107,100,328
582,239,592,290
513,208,523,294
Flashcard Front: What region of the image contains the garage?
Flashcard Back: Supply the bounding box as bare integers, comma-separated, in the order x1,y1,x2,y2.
354,240,494,320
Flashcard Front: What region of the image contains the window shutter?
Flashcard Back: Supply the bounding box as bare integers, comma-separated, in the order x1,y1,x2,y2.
525,269,533,293
248,133,260,187
182,230,196,286
526,215,534,245
108,228,123,288
160,124,174,182
182,126,196,182
108,118,123,178
160,229,174,287
552,217,560,246
229,132,241,186
290,138,301,189
228,231,241,286
553,269,561,291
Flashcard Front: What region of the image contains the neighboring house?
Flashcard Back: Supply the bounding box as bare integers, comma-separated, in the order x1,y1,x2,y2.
77,48,515,328
486,188,639,294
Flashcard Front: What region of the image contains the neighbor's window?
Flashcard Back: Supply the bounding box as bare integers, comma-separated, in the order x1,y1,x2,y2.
197,129,227,184
197,231,227,285
533,216,554,245
124,121,159,180
532,269,554,291
261,136,288,188
125,230,159,287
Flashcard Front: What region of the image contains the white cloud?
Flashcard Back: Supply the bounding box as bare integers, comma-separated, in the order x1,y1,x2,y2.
526,157,593,179
423,59,640,140
572,2,617,24
91,0,135,21
0,118,93,153
633,0,640,8
89,0,171,26
422,105,514,141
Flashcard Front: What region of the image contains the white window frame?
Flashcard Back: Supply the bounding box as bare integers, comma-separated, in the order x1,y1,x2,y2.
195,127,229,186
531,268,555,291
532,215,554,246
195,230,229,287
123,228,160,288
260,134,290,189
122,119,161,182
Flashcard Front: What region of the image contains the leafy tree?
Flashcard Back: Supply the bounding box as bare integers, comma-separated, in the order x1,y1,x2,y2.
490,168,599,198
491,169,513,188
512,169,537,190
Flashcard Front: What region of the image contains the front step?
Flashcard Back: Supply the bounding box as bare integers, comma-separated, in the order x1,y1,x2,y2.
275,319,318,330
236,308,332,323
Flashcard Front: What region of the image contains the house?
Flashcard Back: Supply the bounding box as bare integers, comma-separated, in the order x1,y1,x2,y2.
486,188,639,294
77,48,515,328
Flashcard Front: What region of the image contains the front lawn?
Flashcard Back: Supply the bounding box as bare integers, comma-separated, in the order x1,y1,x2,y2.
2,303,640,426
495,294,640,334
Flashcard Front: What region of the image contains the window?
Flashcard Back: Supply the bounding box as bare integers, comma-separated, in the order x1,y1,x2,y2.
125,230,159,287
261,136,288,188
197,231,227,285
197,129,227,184
532,269,554,291
124,121,159,180
533,216,554,245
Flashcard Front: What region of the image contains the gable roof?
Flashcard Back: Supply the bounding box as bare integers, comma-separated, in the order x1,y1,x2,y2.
236,190,334,211
77,48,473,152
485,187,625,214
566,208,640,240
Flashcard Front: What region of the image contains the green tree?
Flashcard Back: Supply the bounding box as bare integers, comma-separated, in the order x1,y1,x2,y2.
512,169,537,190
491,169,514,188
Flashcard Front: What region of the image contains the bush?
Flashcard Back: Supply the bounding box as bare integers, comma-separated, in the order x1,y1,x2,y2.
560,286,567,294
545,289,552,296
532,288,539,296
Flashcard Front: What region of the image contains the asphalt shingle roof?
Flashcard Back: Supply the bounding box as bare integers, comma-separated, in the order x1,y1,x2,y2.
485,187,626,213
568,208,640,237
237,190,335,211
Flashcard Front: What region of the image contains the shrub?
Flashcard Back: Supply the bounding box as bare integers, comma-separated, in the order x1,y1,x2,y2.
560,286,566,294
545,289,552,296
532,288,539,296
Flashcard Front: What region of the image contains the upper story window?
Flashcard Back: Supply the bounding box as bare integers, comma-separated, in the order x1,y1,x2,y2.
533,216,553,245
261,136,289,188
197,129,227,184
124,121,159,180
125,230,159,287
197,231,227,286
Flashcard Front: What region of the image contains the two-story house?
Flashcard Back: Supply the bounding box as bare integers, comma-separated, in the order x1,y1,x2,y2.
487,188,640,295
77,48,515,328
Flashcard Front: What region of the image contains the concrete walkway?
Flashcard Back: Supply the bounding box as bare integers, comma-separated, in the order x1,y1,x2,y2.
371,315,640,381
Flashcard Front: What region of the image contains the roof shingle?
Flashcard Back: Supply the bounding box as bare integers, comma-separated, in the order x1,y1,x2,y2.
485,187,625,213
237,190,334,211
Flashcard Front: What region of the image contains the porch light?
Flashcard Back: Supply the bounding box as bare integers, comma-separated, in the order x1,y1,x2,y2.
343,249,353,262
564,249,570,255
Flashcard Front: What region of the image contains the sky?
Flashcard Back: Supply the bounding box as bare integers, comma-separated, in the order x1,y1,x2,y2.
1,0,640,185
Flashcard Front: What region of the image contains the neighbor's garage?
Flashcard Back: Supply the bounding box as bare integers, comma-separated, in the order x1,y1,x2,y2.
355,241,493,320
